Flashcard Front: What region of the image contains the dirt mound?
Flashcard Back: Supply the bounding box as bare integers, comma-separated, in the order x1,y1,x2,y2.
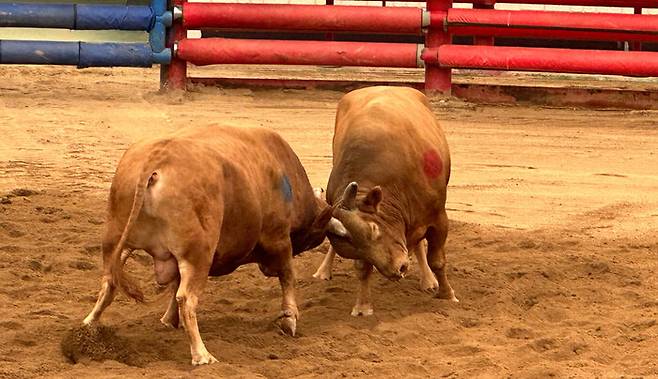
61,325,143,367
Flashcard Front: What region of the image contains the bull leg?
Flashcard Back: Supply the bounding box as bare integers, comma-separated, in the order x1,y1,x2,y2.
312,246,336,280
160,277,180,329
426,211,459,302
277,244,299,337
351,259,374,316
414,240,439,294
176,252,217,365
83,276,116,326
83,239,125,326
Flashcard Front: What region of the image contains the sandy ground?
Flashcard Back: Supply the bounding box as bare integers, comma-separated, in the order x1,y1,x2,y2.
1,65,658,378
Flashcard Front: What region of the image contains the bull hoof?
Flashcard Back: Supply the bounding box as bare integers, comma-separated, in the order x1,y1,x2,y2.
278,309,298,337
192,352,218,366
160,315,179,329
437,288,459,303
419,277,439,294
351,304,374,317
82,316,95,327
312,268,332,281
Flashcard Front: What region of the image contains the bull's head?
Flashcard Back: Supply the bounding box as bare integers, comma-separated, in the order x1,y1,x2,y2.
326,182,409,280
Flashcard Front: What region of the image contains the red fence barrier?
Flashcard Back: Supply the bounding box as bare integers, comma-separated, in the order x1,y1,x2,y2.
182,3,425,34
177,38,421,67
162,0,658,96
447,9,658,42
423,45,658,76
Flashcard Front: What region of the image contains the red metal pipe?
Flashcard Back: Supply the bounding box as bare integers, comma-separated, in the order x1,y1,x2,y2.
182,3,423,35
422,45,658,77
447,9,658,34
177,38,421,67
191,77,425,90
451,26,658,43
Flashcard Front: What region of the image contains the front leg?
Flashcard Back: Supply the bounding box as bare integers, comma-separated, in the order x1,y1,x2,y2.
312,246,336,280
414,240,439,294
351,259,374,316
426,211,459,302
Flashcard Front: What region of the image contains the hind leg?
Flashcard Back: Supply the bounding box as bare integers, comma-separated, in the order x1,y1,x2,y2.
175,242,217,366
414,240,439,294
161,277,180,329
83,235,125,326
312,246,335,280
426,211,459,302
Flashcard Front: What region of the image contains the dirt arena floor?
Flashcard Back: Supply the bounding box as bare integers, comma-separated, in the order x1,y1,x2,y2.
1,66,657,378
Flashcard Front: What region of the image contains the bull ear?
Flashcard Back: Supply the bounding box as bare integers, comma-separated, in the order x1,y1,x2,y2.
340,182,358,210
327,217,350,238
359,186,383,214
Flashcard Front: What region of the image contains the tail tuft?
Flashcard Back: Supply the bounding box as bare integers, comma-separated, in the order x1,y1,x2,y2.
112,268,145,303
108,170,153,303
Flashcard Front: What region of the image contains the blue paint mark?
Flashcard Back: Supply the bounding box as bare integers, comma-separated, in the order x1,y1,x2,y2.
281,175,293,203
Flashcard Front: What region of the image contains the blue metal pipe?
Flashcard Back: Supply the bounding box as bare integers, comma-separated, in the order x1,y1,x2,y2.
79,43,154,67
76,5,155,30
0,40,78,65
0,4,75,28
0,3,158,30
0,40,171,67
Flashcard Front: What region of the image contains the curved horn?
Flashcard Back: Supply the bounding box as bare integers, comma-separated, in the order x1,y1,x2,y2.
340,182,358,210
327,217,349,237
313,187,325,200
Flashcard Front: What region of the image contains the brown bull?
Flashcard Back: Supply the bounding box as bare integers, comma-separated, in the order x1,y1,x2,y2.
83,125,335,365
313,86,459,316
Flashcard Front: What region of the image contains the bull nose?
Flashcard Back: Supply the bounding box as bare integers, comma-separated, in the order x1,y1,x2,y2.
398,262,409,278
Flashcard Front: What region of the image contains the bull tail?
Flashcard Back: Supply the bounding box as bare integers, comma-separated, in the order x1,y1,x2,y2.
108,170,159,303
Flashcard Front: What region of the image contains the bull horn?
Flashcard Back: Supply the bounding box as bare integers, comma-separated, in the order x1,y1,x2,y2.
340,182,358,210
313,187,325,200
327,217,349,238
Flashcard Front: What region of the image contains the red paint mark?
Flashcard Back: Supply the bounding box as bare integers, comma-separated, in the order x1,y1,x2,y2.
422,149,442,179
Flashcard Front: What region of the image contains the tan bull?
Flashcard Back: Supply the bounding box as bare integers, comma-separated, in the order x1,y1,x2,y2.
313,86,459,316
83,125,336,365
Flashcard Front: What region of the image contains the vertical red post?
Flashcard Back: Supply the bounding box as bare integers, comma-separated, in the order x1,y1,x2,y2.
425,0,452,94
161,0,187,90
631,7,643,51
473,2,494,46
